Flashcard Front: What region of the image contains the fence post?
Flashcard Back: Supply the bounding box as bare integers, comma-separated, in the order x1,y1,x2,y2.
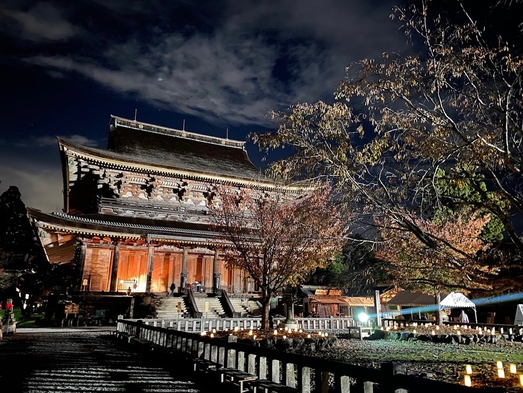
271,359,280,383
299,366,311,393
334,375,351,393
259,356,267,380
286,363,296,388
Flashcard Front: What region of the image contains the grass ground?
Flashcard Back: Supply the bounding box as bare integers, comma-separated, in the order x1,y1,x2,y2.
1,307,44,327
320,337,523,391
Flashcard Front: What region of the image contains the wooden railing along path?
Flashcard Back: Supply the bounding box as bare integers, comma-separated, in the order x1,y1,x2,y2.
116,319,504,393
128,316,366,337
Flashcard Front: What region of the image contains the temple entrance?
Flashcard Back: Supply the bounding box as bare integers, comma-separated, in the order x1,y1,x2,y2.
116,249,148,293
82,247,113,292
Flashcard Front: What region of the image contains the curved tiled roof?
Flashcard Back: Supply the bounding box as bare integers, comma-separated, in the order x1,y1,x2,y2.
27,208,224,245
64,115,265,182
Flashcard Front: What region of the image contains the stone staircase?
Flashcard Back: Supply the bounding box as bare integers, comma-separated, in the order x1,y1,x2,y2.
246,299,263,316
228,297,251,317
155,297,188,319
194,296,225,318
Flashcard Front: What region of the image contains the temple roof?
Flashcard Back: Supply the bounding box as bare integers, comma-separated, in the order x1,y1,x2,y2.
60,115,266,182
28,208,222,243
28,208,229,265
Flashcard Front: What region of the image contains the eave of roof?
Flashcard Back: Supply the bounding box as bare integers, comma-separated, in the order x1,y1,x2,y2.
27,208,227,246
58,136,289,190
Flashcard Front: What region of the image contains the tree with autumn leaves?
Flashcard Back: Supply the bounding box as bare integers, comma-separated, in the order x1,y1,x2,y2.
376,212,493,294
253,0,523,295
207,183,345,330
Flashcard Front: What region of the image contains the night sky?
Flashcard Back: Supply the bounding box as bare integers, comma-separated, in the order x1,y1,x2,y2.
0,0,407,212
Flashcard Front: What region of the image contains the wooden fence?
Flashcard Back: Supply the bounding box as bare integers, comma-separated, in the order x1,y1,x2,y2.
127,316,365,336
116,319,504,393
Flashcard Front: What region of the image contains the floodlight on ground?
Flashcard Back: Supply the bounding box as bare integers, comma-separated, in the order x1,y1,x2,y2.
357,312,369,323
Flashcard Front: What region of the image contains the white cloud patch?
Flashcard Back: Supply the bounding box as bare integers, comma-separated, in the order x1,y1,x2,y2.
8,134,99,148
1,2,77,42
60,135,99,147
0,160,63,213
22,0,405,127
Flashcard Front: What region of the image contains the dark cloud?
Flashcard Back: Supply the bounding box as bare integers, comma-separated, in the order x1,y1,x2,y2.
13,0,405,126
1,2,77,42
0,0,405,212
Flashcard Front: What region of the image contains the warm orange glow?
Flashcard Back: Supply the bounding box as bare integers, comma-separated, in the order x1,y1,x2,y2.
464,375,471,387
497,369,505,378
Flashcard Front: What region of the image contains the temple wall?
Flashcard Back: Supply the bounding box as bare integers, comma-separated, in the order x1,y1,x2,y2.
82,246,114,292
79,242,244,295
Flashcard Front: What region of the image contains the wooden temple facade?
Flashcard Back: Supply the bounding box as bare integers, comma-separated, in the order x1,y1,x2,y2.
28,115,282,297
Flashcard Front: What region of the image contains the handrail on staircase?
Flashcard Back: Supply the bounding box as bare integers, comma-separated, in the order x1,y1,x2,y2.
186,289,202,318
219,289,241,318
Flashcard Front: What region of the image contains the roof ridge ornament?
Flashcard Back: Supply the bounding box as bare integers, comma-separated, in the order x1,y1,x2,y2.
110,114,245,149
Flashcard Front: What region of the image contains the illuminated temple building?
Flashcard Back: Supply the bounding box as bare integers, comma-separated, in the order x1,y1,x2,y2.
28,115,279,298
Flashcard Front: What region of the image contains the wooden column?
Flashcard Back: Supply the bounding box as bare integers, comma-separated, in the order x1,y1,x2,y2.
145,244,154,293
212,248,221,294
109,244,120,292
78,243,87,290
181,247,188,292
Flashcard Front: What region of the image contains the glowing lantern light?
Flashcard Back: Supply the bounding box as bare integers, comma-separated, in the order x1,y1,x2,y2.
357,312,369,323
465,365,472,374
464,375,472,387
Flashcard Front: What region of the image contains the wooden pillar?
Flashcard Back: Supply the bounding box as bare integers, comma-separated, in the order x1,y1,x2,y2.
212,248,221,294
181,247,188,292
109,244,120,292
146,244,154,293
169,253,176,290
78,242,87,290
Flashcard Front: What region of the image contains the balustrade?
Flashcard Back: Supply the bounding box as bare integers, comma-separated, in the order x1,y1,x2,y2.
116,319,496,393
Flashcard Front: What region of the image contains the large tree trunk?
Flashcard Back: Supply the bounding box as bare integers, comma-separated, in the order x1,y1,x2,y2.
260,288,271,331
435,292,442,326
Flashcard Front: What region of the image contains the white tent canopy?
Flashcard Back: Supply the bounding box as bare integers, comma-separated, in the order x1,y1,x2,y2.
440,292,477,322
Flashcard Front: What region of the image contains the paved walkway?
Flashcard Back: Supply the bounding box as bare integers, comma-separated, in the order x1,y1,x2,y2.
0,327,210,392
